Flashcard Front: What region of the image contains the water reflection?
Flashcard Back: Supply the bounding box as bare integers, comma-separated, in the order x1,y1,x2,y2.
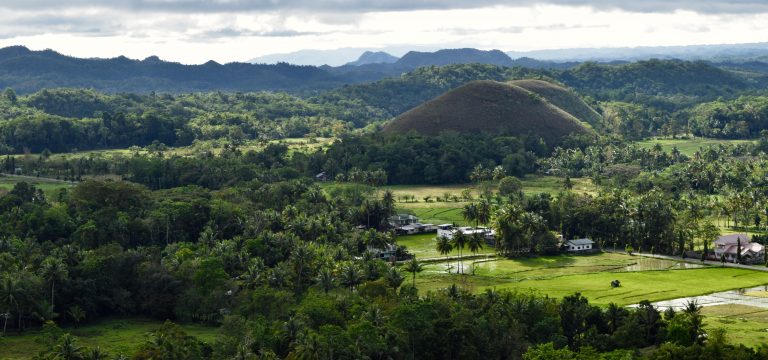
630,285,768,310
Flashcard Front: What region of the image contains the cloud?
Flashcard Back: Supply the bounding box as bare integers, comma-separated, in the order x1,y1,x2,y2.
0,0,767,14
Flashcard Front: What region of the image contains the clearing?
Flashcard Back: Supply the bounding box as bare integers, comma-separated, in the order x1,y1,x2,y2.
0,317,219,359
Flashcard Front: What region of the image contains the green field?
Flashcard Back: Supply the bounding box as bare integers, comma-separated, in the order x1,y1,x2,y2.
635,137,755,156
388,175,595,225
8,137,333,162
0,175,74,198
0,318,219,359
413,253,768,306
703,304,768,348
397,233,495,258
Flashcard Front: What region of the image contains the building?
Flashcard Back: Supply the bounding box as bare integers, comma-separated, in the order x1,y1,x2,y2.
437,224,496,243
714,234,765,264
565,238,595,252
389,214,419,227
389,214,436,235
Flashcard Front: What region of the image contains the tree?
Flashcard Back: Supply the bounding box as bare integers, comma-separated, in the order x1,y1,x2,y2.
384,266,404,291
682,300,705,345
83,347,110,360
467,233,484,274
339,263,363,291
462,203,478,228
737,237,742,263
317,267,335,294
404,258,423,288
0,274,22,335
68,305,86,329
435,235,454,262
40,257,68,309
498,176,523,199
451,231,468,274
50,334,84,360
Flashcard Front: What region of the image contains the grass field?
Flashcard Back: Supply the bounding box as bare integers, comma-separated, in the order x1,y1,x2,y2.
396,233,495,258
703,304,768,348
8,137,333,162
635,137,755,156
0,318,219,359
0,174,74,198
387,176,595,225
413,253,768,306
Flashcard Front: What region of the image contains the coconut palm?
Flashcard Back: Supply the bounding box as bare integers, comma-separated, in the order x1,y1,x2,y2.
316,267,335,294
435,235,454,270
83,346,109,360
462,203,479,228
384,266,404,291
451,230,468,274
39,257,68,309
50,334,84,360
0,274,23,334
339,263,364,291
68,305,86,329
467,233,484,274
405,258,423,288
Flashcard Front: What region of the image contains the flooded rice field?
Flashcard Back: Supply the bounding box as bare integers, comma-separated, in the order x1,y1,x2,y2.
632,285,768,310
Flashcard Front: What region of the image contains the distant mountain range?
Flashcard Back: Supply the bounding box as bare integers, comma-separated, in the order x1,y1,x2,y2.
345,51,398,66
506,42,768,62
1,44,768,94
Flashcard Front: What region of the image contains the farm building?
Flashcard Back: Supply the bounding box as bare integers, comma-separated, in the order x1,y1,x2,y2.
565,238,595,252
713,234,765,264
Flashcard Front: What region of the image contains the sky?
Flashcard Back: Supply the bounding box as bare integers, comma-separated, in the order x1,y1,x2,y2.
0,1,767,65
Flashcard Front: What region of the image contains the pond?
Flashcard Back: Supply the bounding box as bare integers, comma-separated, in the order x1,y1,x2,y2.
630,285,768,310
619,256,706,272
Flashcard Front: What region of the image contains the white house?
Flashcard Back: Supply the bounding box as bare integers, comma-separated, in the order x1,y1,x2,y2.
565,238,595,252
437,224,495,242
389,214,436,235
714,234,765,264
389,214,419,227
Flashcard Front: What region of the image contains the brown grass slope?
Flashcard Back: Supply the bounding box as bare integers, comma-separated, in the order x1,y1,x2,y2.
382,80,593,145
510,79,603,128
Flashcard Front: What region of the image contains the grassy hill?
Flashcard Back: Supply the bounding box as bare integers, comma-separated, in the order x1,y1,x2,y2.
381,80,594,145
510,79,603,127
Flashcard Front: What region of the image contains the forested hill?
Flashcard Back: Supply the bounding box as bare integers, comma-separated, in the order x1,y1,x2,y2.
319,60,768,121
2,45,765,98
0,46,351,94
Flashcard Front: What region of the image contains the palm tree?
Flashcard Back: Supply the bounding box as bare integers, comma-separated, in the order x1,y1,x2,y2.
339,264,363,291
0,274,23,334
467,233,484,275
462,203,479,228
451,231,468,274
40,257,68,309
317,267,335,294
477,200,492,227
291,242,315,293
435,235,454,266
83,346,109,360
68,305,86,329
50,334,84,360
33,300,58,323
683,300,704,344
287,332,322,360
384,266,404,291
405,258,423,288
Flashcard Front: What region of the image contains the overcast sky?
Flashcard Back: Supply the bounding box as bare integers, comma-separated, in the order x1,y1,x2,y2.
0,0,766,64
